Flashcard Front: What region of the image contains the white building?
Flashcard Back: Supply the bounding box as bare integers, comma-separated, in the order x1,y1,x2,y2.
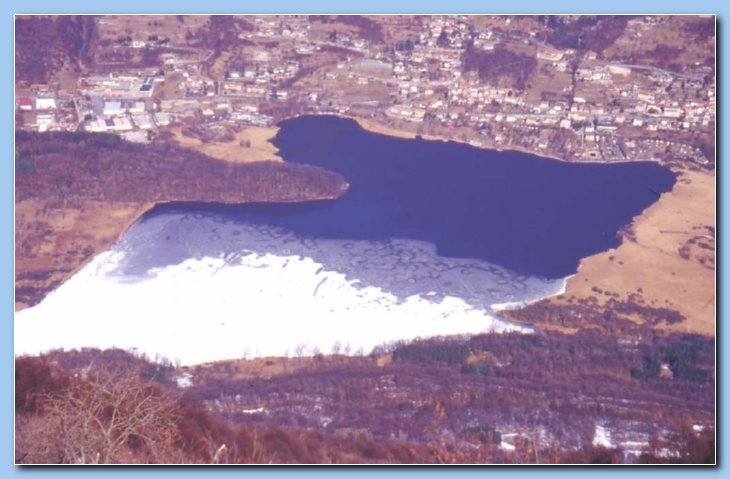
608,65,631,76
154,112,171,126
104,101,124,116
122,130,150,143
128,101,146,114
36,113,54,132
132,113,154,130
35,98,56,110
86,118,108,132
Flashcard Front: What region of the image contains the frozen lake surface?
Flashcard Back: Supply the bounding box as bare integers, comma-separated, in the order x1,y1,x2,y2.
16,216,559,365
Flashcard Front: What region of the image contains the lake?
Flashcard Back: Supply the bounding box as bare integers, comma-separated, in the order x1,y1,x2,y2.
15,116,676,364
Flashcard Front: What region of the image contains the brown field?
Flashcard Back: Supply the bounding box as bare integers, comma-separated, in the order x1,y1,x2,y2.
95,15,209,46
550,167,715,336
169,126,283,163
189,354,377,382
351,115,478,144
350,117,419,139
157,72,185,99
208,50,232,81
524,67,572,103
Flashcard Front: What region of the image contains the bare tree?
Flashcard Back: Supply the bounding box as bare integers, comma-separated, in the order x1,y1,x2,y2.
16,365,182,464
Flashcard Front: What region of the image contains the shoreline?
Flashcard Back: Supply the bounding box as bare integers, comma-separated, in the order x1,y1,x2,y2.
342,114,657,167
490,274,574,313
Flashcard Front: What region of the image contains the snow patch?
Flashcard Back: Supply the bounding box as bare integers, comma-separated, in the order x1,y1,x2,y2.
175,372,193,389
16,250,531,366
593,424,614,449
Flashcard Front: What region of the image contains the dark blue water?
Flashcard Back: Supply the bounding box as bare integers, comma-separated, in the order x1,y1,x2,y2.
146,115,676,279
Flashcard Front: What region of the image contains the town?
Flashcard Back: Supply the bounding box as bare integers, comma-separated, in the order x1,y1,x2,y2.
15,15,715,167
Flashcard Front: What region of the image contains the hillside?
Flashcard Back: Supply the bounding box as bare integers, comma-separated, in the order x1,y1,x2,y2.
15,16,96,86
15,132,348,308
15,334,714,463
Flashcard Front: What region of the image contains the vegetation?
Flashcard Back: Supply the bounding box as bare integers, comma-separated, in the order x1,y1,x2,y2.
683,17,715,43
312,15,384,43
15,329,714,464
15,131,347,206
463,43,537,90
506,293,689,335
392,340,469,365
178,330,713,463
15,16,96,84
15,131,349,308
14,354,443,464
537,16,630,55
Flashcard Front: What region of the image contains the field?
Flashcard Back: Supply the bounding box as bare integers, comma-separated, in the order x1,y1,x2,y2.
95,15,210,48
169,126,283,163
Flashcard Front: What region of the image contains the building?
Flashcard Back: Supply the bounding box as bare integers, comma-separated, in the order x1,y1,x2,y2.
122,130,150,143
154,112,171,126
537,48,564,62
103,101,124,116
110,117,133,131
36,113,54,132
86,116,132,132
86,118,108,132
128,101,146,114
132,113,154,129
608,65,631,76
35,97,56,110
662,107,683,118
18,98,33,111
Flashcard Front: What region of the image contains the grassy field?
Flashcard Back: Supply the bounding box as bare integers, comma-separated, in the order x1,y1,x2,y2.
96,15,209,46
169,126,283,163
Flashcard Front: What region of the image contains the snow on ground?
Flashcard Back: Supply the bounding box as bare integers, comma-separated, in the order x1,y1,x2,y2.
15,250,532,366
593,425,615,449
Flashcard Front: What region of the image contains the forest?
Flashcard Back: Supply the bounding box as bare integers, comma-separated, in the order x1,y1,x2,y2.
15,131,347,206
187,330,713,455
15,16,96,85
506,292,689,335
462,43,537,90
